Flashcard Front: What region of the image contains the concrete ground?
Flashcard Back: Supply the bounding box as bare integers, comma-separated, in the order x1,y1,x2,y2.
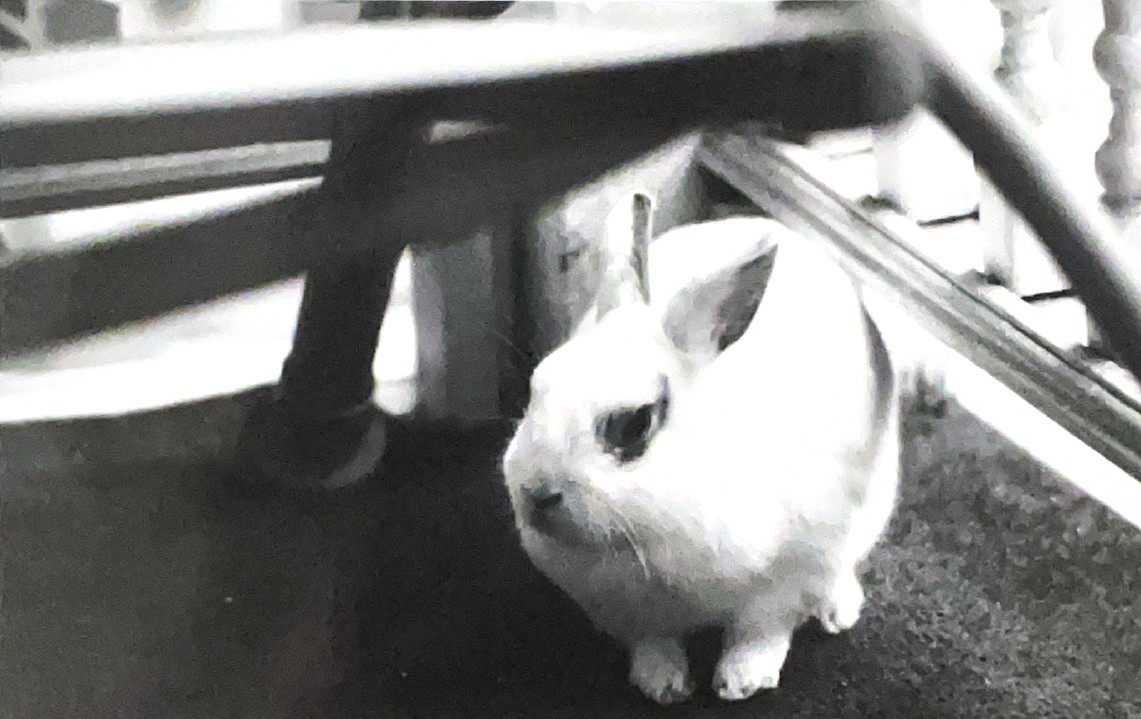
2,388,1139,719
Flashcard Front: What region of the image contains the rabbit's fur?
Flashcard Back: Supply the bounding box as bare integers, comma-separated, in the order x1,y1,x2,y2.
502,195,900,704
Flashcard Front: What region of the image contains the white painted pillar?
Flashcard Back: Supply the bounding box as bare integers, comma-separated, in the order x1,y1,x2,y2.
113,0,296,40
980,0,1071,296
872,0,991,223
1093,0,1141,233
1089,0,1141,351
412,227,519,422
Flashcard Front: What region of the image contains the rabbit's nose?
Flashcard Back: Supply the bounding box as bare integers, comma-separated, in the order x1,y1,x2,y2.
526,483,564,513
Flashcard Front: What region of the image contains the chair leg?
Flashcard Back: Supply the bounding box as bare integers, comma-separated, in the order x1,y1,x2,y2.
278,254,400,421
230,247,403,493
229,0,519,492
228,95,416,493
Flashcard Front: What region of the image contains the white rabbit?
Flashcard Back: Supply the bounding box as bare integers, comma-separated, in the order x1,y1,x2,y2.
501,193,900,704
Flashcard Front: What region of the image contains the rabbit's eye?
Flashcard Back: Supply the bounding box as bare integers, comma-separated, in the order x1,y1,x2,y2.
597,378,670,463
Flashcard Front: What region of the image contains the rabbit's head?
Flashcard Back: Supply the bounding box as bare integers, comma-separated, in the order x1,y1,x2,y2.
502,193,782,557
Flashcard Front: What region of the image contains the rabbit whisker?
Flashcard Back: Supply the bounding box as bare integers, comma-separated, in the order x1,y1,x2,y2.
619,522,651,582
599,501,652,581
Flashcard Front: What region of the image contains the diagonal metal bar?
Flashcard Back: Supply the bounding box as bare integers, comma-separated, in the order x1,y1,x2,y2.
872,0,1141,392
0,141,330,218
699,131,1141,482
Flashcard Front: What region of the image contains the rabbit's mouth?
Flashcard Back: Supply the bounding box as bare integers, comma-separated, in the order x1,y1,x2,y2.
522,500,644,561
525,501,604,550
508,472,642,556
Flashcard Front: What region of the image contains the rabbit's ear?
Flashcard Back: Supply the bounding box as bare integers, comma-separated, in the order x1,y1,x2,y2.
586,192,653,322
660,233,779,364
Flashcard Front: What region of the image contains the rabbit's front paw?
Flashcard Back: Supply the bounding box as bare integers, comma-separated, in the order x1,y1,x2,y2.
713,635,790,701
629,638,694,705
816,572,865,635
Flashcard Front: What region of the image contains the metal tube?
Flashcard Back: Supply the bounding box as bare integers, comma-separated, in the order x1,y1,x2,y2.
874,0,1141,386
699,132,1141,481
0,141,329,218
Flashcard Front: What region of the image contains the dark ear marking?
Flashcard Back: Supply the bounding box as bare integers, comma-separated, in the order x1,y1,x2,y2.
714,248,779,352
596,376,671,463
662,240,779,361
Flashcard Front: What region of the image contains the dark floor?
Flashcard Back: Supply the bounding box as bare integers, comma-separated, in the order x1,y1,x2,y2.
2,389,1140,719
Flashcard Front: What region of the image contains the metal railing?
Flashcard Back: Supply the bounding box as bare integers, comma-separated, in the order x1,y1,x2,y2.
4,1,1141,479
700,131,1141,482
0,1,919,355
